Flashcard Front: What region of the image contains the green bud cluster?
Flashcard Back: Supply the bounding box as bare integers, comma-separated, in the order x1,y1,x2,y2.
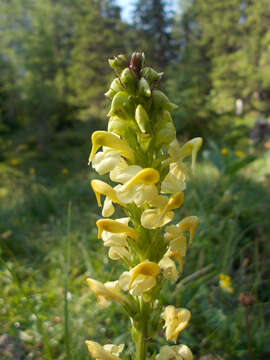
106,52,177,167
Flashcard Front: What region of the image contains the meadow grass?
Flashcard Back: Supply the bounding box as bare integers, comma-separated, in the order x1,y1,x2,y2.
0,144,269,359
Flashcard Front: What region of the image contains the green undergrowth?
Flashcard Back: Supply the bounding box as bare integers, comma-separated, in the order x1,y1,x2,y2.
0,146,270,359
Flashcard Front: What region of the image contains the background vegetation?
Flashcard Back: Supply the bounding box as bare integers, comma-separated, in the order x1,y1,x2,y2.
0,0,270,359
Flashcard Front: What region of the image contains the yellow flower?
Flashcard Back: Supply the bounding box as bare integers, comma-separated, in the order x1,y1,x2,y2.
161,162,187,194
10,159,19,166
116,168,162,206
162,305,191,343
89,130,135,164
85,340,124,360
29,167,35,174
141,192,184,229
168,137,203,171
92,149,121,175
109,160,141,183
157,345,193,360
219,273,234,294
235,150,244,158
119,261,160,296
96,218,139,241
158,256,179,282
61,168,69,174
91,180,124,217
108,246,130,261
99,217,130,261
221,148,228,155
86,278,127,307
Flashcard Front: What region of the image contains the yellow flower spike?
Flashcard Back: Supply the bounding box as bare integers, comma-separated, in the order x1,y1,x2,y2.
86,278,127,306
91,180,124,206
88,131,135,164
178,137,203,171
96,219,139,241
128,261,160,290
85,340,124,360
178,216,199,246
120,168,160,191
162,305,191,343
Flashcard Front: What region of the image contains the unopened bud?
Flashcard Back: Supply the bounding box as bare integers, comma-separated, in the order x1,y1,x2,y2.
140,67,163,85
135,104,150,133
108,54,128,73
238,292,256,307
130,51,145,74
108,91,134,120
120,68,137,93
138,77,151,97
152,90,177,111
108,116,136,137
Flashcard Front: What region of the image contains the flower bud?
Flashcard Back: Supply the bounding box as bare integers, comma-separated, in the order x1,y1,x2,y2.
108,54,128,73
138,77,151,97
135,104,150,133
155,111,176,147
130,51,145,74
120,68,137,93
141,67,163,85
108,116,136,137
105,78,123,98
238,292,256,307
108,91,135,120
152,90,177,112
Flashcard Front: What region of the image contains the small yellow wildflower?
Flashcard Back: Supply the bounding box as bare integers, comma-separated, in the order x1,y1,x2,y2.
61,168,69,174
219,273,234,294
235,150,244,158
221,148,228,155
162,305,191,343
29,167,35,175
10,159,19,166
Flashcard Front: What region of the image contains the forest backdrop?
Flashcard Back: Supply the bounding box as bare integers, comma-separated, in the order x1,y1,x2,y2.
1,0,270,157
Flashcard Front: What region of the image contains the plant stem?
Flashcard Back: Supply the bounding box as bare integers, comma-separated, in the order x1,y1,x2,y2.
135,299,148,360
244,307,254,360
64,200,72,360
135,324,147,360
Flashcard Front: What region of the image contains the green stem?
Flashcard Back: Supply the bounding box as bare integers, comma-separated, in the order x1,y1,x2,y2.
135,324,147,360
135,299,148,360
64,201,72,360
244,307,254,360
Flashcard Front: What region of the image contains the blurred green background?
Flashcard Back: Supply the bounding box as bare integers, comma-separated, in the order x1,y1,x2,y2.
0,0,270,359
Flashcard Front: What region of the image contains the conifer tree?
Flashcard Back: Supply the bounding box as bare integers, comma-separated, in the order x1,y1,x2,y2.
133,0,175,71
68,0,128,120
